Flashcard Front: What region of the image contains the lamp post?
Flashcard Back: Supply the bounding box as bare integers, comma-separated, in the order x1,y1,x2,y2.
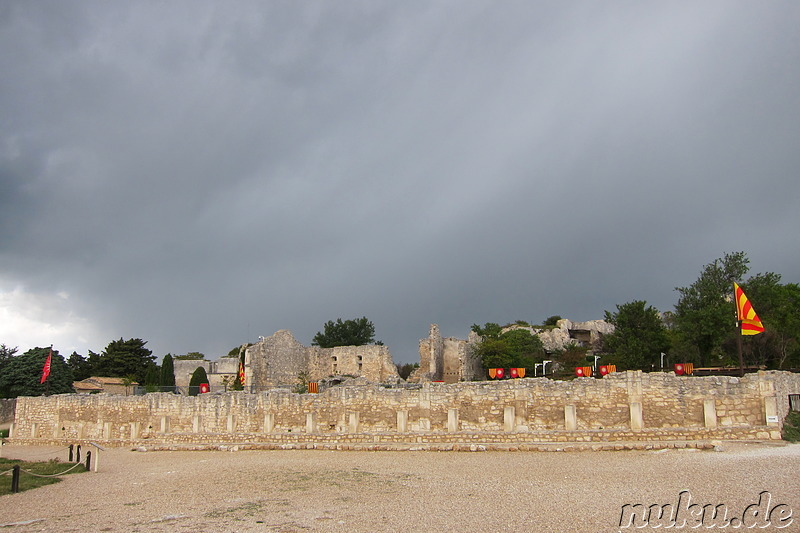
534,363,543,376
592,355,600,373
660,352,666,370
542,360,552,376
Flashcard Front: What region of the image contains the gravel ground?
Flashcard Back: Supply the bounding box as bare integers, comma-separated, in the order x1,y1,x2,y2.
1,442,798,532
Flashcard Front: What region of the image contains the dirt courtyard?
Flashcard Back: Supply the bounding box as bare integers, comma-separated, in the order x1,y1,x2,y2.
1,442,798,532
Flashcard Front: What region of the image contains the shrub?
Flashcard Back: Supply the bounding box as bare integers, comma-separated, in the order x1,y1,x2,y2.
188,366,209,396
783,411,800,442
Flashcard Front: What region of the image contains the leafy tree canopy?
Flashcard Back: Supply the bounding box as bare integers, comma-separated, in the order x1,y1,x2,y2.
471,322,502,338
543,315,562,327
673,252,750,366
0,347,74,398
174,352,205,360
0,344,18,375
604,300,670,370
93,338,156,384
732,274,800,369
472,323,544,369
312,317,378,348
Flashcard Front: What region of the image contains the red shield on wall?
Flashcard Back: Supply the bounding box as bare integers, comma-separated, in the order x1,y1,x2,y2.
575,367,585,377
509,368,519,378
199,383,210,394
495,368,505,379
674,364,685,376
599,365,609,376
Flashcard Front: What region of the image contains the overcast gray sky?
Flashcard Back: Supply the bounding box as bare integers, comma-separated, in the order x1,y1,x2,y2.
1,1,798,364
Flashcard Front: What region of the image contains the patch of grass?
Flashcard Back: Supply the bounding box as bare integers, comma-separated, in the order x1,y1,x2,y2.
782,411,800,442
0,458,87,496
0,428,9,438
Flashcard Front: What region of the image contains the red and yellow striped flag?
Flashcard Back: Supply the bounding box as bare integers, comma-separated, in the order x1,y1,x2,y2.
238,359,246,386
734,282,765,335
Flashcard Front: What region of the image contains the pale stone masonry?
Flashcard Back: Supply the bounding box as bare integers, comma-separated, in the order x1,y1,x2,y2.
9,371,800,448
244,330,400,389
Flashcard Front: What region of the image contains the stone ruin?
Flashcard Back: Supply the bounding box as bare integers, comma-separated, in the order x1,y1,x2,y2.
243,330,400,390
175,319,614,390
408,320,614,384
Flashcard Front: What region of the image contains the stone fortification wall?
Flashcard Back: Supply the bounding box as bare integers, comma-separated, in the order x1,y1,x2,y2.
9,371,799,448
245,330,399,390
174,358,239,388
246,330,309,389
0,398,15,426
412,324,481,383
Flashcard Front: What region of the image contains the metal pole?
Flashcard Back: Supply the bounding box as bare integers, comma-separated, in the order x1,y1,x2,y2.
85,450,91,471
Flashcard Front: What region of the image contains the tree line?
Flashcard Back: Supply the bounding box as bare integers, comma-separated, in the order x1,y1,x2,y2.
471,252,800,373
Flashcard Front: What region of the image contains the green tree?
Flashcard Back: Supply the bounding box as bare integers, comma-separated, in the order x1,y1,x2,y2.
735,274,800,369
160,353,176,389
472,323,544,370
93,338,156,383
67,351,91,381
604,301,670,370
396,362,419,380
0,347,74,398
144,364,161,392
188,366,209,396
471,322,502,337
174,352,205,360
543,315,562,327
0,344,18,376
673,252,750,366
500,328,545,368
553,342,589,371
312,317,378,348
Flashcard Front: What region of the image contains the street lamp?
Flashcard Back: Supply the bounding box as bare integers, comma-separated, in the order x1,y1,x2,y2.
542,360,552,376
534,363,543,376
660,352,666,370
592,355,600,373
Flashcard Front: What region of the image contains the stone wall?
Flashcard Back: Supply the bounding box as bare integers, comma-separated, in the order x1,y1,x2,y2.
174,358,239,388
245,330,399,390
9,371,799,447
412,324,482,383
0,398,15,426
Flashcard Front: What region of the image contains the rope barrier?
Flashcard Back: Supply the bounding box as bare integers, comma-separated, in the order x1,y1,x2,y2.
3,447,71,459
18,462,84,478
0,468,13,476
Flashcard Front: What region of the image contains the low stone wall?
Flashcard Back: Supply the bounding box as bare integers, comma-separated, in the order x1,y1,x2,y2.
8,371,799,448
0,398,15,426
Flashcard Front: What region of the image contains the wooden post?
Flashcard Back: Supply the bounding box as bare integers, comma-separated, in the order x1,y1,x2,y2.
11,465,20,493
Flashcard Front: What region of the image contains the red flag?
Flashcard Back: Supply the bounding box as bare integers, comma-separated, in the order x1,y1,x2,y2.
40,347,52,384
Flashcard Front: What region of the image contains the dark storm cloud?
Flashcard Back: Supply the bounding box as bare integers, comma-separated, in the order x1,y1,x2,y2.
1,1,799,361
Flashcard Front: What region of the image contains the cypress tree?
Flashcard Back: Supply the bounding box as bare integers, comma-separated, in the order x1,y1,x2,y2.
189,366,209,396
160,354,175,391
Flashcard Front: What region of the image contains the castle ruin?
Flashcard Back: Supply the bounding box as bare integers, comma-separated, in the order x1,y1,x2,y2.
244,330,400,389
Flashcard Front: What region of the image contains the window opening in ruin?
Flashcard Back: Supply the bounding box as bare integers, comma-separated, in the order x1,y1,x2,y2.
790,394,800,412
